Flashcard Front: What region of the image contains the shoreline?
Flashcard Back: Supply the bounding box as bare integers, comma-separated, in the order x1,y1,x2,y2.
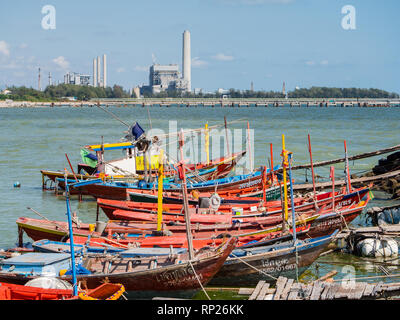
1,98,400,108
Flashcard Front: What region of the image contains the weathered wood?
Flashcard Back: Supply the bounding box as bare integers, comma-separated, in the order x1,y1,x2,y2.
316,270,338,282
249,280,265,300
287,283,302,300
310,281,323,300
350,282,367,300
362,283,376,297
372,282,384,296
273,277,288,300
290,144,400,170
293,169,400,191
280,278,294,300
238,288,254,295
256,283,270,300
326,283,340,300
320,282,332,300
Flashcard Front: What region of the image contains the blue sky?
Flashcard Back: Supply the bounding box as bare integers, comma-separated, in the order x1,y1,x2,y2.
0,0,399,93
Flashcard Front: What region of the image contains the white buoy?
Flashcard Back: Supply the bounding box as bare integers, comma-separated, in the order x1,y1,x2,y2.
356,238,398,258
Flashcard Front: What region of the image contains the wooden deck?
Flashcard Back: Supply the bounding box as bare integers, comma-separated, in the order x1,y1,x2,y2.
247,276,400,300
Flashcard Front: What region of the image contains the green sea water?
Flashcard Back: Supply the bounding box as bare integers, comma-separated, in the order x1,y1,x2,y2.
0,105,399,298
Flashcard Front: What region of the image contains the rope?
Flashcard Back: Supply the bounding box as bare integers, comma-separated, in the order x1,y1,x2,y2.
229,252,278,281
188,260,211,300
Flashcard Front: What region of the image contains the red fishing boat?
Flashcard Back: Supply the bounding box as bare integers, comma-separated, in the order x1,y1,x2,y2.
0,281,125,300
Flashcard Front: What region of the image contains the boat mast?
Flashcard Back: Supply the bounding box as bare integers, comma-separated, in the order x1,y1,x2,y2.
178,129,195,259
64,170,78,296
307,134,318,204
344,140,352,193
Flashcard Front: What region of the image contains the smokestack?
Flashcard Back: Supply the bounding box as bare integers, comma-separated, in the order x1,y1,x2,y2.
182,30,191,92
103,54,107,88
97,56,101,87
93,58,97,87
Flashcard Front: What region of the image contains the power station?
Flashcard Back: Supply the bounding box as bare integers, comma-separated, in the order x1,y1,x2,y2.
141,30,192,94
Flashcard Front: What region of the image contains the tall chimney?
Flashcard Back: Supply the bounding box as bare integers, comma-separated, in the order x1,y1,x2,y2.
103,54,107,88
97,56,101,87
93,58,97,87
182,30,191,92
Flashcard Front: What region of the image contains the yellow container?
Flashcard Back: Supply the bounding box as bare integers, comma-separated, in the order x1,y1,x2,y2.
88,224,95,232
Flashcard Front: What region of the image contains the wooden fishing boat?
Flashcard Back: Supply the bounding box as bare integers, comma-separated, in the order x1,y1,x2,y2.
0,281,125,300
41,150,246,192
97,186,370,222
15,214,319,249
209,230,338,287
69,169,271,200
0,238,237,299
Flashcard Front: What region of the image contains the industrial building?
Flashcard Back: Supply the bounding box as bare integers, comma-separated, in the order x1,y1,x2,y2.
142,30,191,95
63,72,91,86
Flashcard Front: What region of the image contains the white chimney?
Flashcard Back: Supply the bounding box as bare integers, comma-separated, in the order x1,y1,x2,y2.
182,30,191,92
93,58,97,87
103,54,107,88
97,56,101,87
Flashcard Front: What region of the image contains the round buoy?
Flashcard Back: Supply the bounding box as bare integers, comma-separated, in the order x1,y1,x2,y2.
357,238,382,257
13,182,21,188
356,238,398,258
380,239,398,257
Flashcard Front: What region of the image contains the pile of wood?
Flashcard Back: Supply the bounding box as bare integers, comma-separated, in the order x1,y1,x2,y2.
362,151,400,199
247,276,400,300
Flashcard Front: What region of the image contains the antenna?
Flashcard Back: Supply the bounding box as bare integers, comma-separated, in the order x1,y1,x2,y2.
38,68,41,91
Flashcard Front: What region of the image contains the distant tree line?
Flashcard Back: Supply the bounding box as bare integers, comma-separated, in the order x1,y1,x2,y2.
0,84,398,101
0,84,130,101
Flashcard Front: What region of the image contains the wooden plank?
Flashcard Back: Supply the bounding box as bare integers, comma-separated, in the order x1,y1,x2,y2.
293,169,400,191
290,144,400,170
256,283,270,300
238,288,254,295
287,283,301,300
326,283,340,300
249,280,266,300
273,277,288,300
351,282,367,300
316,270,338,282
362,283,375,297
310,281,323,300
280,278,294,300
372,282,384,297
302,284,314,300
320,282,332,300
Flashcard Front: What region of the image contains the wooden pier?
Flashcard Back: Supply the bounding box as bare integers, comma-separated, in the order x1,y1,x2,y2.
2,98,400,108
246,276,400,300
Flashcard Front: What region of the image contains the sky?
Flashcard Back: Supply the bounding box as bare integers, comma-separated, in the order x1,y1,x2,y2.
0,0,399,93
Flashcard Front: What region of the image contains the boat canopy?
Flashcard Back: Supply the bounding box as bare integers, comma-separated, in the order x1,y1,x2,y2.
86,141,135,152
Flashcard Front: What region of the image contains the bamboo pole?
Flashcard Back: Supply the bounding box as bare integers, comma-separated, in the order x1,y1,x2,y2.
224,116,230,157
247,121,253,172
157,149,164,231
307,134,317,200
205,123,210,165
179,129,195,260
281,134,289,222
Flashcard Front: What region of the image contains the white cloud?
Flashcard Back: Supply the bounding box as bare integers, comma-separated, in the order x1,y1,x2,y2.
52,56,69,70
134,66,148,72
0,41,10,56
306,60,329,66
192,57,208,68
212,53,234,61
116,67,126,73
19,43,28,49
